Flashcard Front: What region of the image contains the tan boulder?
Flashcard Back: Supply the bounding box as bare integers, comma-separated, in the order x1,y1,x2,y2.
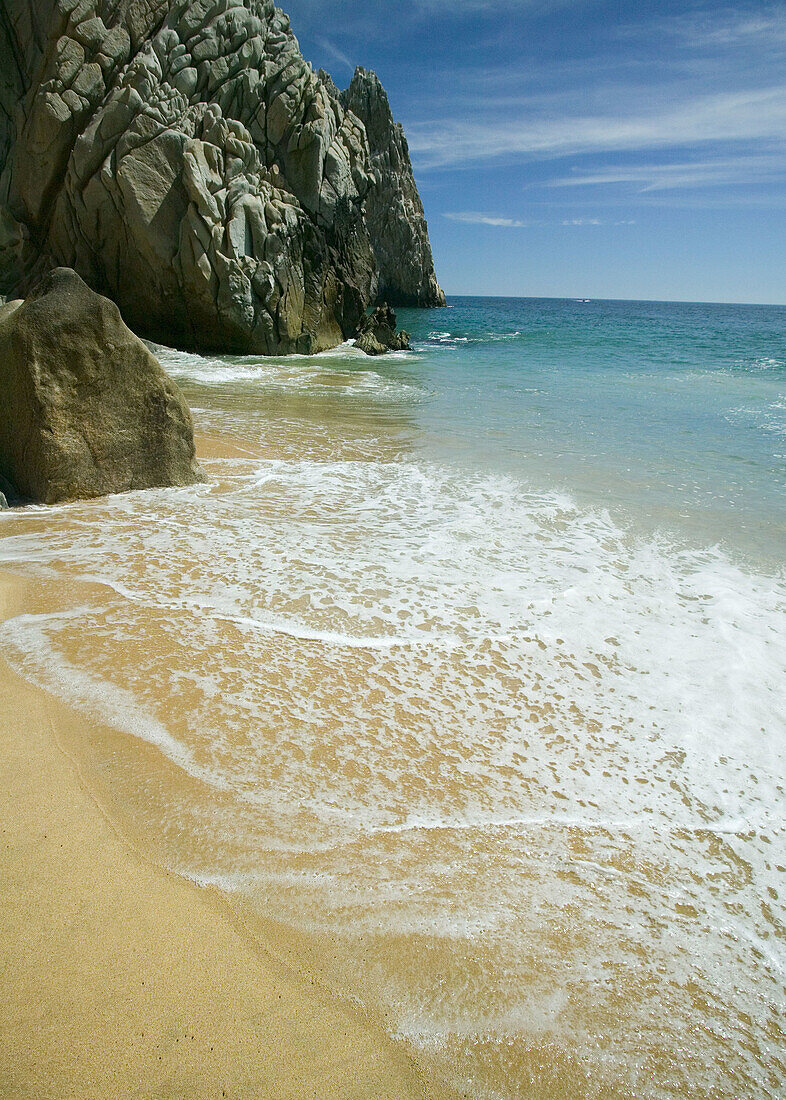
0,268,204,504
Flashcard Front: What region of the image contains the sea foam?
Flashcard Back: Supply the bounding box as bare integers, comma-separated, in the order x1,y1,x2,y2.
2,301,784,1098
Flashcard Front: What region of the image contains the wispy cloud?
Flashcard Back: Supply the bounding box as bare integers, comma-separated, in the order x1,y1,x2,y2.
291,0,590,36
667,6,786,49
408,87,786,169
444,212,632,228
546,154,786,192
444,212,533,227
314,36,355,73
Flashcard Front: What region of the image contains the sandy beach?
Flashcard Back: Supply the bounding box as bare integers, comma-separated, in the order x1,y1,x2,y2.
0,567,457,1100
1,0,783,1091
2,332,783,1100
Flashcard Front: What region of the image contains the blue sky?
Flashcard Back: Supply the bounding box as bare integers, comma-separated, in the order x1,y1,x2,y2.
283,1,786,304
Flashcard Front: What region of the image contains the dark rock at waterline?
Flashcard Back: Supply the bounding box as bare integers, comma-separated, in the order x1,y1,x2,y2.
355,330,389,357
0,268,204,505
0,1,443,356
0,470,21,508
355,304,411,356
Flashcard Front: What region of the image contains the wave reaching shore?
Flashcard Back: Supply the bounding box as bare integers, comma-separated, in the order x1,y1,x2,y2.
1,297,784,1098
0,572,446,1099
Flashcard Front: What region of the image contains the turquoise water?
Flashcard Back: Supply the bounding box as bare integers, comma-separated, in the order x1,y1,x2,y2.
0,296,784,1098
400,297,785,566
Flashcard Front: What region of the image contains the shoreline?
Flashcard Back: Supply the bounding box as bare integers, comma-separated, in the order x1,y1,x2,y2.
0,564,458,1099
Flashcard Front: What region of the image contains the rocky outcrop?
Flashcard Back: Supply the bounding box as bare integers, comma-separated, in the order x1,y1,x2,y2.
0,1,443,356
0,268,204,504
341,68,445,309
355,304,410,356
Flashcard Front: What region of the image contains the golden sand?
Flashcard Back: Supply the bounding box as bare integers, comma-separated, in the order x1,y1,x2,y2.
0,565,457,1099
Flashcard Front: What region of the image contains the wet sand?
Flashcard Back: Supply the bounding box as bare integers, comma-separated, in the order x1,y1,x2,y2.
3,405,782,1099
0,567,456,1100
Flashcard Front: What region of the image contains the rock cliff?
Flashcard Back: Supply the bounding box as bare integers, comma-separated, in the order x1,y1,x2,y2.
341,69,445,309
0,0,443,355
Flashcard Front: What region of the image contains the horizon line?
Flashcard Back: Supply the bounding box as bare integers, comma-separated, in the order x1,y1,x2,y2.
438,292,786,308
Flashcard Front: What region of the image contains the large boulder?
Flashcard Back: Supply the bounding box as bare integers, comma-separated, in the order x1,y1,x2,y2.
0,268,204,504
0,1,443,356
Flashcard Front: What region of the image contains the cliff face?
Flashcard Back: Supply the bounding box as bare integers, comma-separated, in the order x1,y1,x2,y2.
341,68,445,309
0,0,443,355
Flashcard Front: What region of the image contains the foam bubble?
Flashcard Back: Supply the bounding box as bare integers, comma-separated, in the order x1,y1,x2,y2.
150,340,420,400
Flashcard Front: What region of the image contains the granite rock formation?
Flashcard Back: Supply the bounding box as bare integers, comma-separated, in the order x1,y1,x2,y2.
0,299,24,325
341,69,445,309
0,1,443,355
355,303,410,356
0,267,204,504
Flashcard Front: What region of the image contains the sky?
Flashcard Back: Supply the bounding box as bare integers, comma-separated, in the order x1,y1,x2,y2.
282,0,786,304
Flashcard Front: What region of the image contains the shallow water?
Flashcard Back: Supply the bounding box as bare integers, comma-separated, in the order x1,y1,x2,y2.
1,297,784,1097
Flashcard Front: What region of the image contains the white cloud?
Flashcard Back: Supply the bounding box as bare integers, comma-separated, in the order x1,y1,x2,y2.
443,212,533,226
668,7,786,48
444,212,624,228
546,154,786,192
407,86,786,169
314,37,355,73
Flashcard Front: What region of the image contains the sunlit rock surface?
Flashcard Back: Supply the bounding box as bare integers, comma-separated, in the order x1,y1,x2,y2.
0,0,443,354
340,68,446,308
0,267,204,503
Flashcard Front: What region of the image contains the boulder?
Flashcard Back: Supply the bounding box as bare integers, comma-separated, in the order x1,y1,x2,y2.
355,303,411,355
355,331,389,357
0,268,204,505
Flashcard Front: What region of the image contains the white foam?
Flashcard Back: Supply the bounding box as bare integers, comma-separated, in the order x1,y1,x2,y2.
149,339,420,400
1,441,784,1098
4,453,783,830
371,812,640,836
0,611,231,793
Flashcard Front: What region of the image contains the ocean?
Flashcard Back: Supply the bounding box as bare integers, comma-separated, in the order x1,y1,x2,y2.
1,295,784,1097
